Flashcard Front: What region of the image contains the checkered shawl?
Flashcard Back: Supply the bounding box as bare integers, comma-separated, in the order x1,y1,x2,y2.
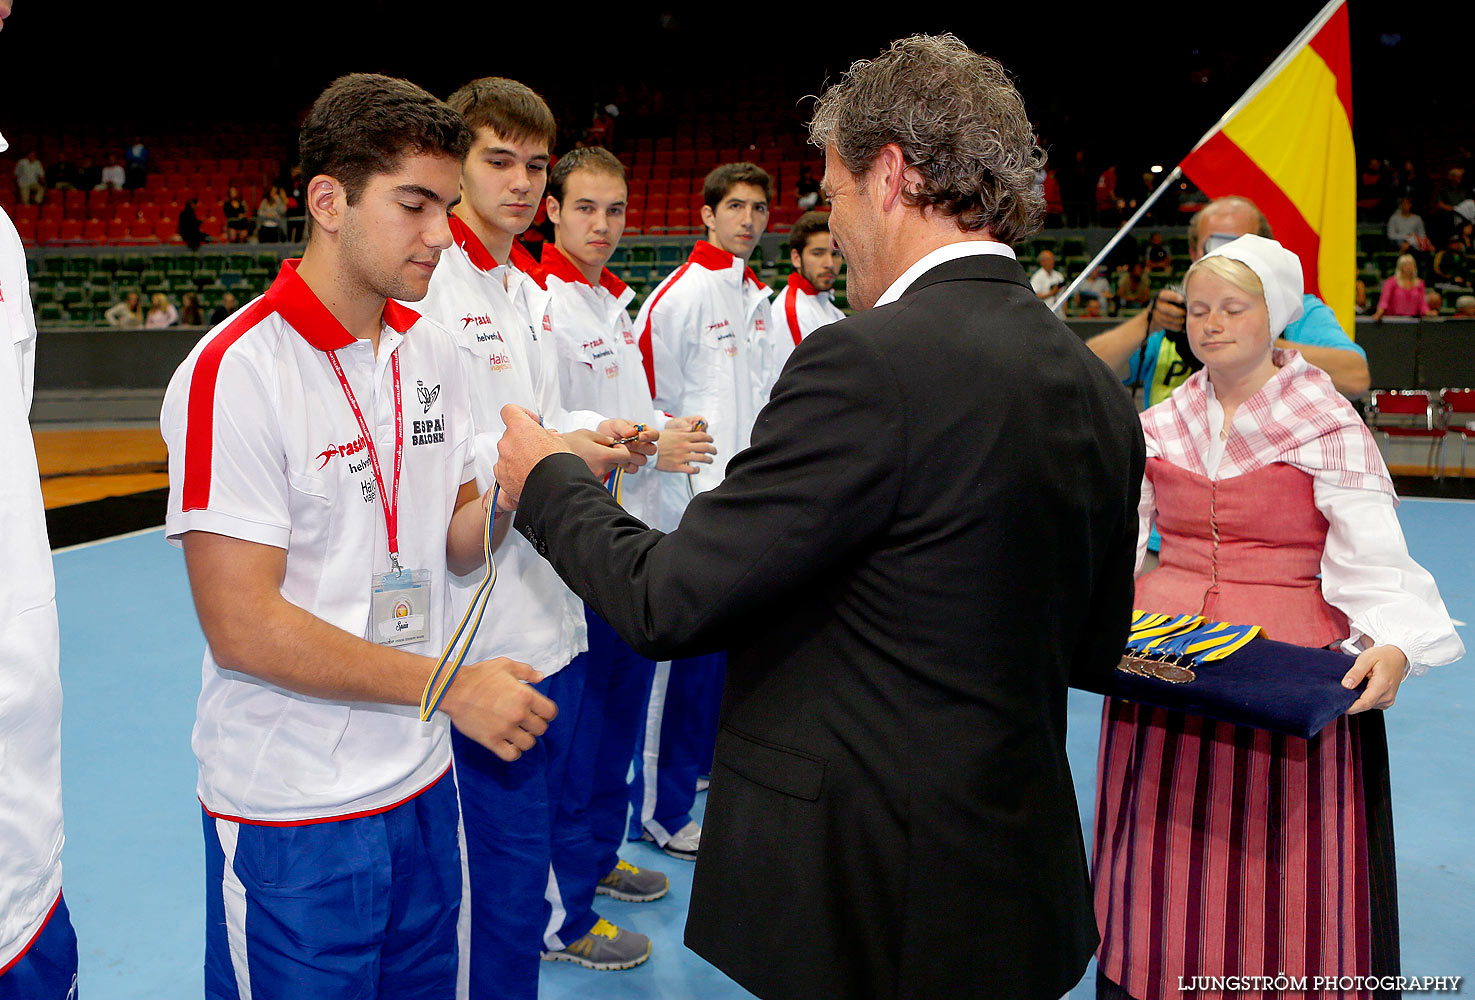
1141,349,1395,497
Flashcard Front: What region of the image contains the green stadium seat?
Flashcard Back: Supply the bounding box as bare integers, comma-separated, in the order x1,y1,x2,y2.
256,252,283,271
629,245,656,265
118,255,148,273
168,277,197,294
607,247,627,266
219,271,245,288
1061,237,1085,257
149,254,174,273
656,245,685,266
42,257,68,276
139,269,165,289
227,253,255,271
63,257,94,276
94,255,120,275
193,256,224,274
36,304,66,325
166,256,195,274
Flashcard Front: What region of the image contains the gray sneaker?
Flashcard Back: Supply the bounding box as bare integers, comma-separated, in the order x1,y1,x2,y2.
541,918,651,970
641,819,700,861
596,859,669,902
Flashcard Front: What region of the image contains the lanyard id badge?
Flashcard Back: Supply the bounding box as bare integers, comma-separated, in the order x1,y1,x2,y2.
327,346,433,647
372,567,432,647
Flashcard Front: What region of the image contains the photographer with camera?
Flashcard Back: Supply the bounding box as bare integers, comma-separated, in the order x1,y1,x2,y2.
1086,195,1370,410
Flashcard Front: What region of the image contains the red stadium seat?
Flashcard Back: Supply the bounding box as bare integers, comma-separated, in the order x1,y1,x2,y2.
128,218,156,241
36,220,59,244
624,208,644,234
137,204,162,224
218,158,239,176
14,219,36,245
83,219,108,242
13,203,40,223
58,219,84,242
200,216,224,239
155,220,180,243
87,188,111,211
106,220,128,242
63,189,86,210
41,203,63,223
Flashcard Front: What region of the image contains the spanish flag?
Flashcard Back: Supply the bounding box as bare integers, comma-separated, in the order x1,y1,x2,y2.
1180,0,1355,334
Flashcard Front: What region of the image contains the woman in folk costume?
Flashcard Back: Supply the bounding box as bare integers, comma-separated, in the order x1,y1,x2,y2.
1092,235,1464,1000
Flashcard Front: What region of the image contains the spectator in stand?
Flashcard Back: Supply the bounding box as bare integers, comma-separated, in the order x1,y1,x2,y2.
1095,163,1120,225
104,291,144,328
77,156,101,191
178,292,205,326
124,139,148,189
1042,167,1063,228
796,164,820,211
1357,157,1393,221
208,291,239,326
98,154,125,191
1433,167,1470,241
284,166,307,241
1426,288,1443,313
1372,254,1431,319
1080,298,1103,318
1143,231,1171,273
1116,261,1152,311
1397,158,1428,209
222,186,250,242
1030,249,1066,310
49,156,80,192
1386,196,1430,252
1455,295,1475,317
14,150,44,204
1354,277,1370,315
177,198,205,250
144,292,178,328
255,185,287,243
1074,265,1114,314
1434,232,1471,287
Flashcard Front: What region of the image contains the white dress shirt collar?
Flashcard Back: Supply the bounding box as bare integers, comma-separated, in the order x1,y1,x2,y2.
874,240,1017,307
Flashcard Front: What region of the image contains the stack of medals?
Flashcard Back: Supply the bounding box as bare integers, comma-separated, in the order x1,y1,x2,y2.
1118,610,1263,684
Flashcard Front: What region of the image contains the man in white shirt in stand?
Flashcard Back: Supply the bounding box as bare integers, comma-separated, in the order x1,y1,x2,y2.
0,24,80,986
1029,248,1066,309
537,145,719,964
627,162,774,862
160,73,555,1000
414,77,657,992
766,210,846,382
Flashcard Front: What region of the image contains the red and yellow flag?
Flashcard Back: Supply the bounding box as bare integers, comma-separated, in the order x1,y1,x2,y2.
1181,1,1355,334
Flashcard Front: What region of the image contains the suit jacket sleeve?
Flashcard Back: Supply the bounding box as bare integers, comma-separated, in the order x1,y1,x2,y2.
514,325,904,660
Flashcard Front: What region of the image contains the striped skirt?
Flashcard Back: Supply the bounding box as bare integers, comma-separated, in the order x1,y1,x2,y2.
1092,700,1398,1000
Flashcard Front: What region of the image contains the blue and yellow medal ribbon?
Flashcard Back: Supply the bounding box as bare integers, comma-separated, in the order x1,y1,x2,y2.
420,483,499,721
1125,613,1203,654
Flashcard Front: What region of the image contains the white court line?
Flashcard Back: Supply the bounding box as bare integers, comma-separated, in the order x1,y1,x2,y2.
1400,495,1475,505
53,524,165,555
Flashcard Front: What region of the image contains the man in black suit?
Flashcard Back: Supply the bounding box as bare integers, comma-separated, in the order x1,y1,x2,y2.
492,33,1144,1000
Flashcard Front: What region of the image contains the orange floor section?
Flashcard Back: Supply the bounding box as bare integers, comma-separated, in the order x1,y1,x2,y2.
34,427,169,509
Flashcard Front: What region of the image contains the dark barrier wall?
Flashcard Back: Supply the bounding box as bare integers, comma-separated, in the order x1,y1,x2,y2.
32,319,1475,392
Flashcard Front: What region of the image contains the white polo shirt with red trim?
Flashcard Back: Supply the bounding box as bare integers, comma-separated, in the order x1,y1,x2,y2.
414,218,588,676
764,271,846,391
161,260,476,824
539,245,667,527
0,186,67,971
634,240,773,527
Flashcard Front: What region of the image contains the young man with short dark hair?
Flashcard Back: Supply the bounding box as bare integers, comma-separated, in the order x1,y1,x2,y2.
538,146,722,960
626,161,775,862
415,79,657,993
766,209,845,378
161,73,556,999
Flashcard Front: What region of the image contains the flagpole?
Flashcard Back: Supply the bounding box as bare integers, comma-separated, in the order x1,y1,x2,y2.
1049,0,1346,314
1050,166,1181,314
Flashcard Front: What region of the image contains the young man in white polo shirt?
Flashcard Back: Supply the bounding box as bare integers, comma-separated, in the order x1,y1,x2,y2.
0,133,79,1000
416,78,657,992
628,162,775,861
161,74,556,1000
765,210,846,381
538,146,720,959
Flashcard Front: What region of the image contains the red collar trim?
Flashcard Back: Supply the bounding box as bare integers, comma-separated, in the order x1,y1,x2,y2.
264,259,417,350
449,214,502,272
786,271,820,296
690,240,765,289
541,244,631,297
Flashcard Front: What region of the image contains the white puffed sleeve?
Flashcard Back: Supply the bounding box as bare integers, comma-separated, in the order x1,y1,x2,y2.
1135,431,1162,577
1314,480,1465,675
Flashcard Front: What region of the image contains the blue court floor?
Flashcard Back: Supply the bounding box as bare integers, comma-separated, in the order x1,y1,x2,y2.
53,499,1474,999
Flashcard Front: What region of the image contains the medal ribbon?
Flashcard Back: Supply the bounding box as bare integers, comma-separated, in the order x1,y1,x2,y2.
328,348,404,569
420,483,499,721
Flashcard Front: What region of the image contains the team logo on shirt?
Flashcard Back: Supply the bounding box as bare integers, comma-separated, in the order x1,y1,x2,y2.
361,478,378,504
412,417,446,447
622,327,636,346
488,352,513,373
755,318,766,332
462,313,495,331
316,433,369,470
417,381,440,414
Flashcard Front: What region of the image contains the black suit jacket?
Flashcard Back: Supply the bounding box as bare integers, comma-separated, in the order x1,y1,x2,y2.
515,252,1145,999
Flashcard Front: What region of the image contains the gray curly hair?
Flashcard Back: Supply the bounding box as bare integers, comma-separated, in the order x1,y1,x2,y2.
809,33,1044,244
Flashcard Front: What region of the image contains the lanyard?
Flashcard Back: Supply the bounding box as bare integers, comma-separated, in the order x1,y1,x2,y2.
327,346,404,570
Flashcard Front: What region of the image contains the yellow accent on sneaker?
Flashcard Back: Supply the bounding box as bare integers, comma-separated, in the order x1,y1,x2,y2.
589,917,618,940
614,860,641,875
